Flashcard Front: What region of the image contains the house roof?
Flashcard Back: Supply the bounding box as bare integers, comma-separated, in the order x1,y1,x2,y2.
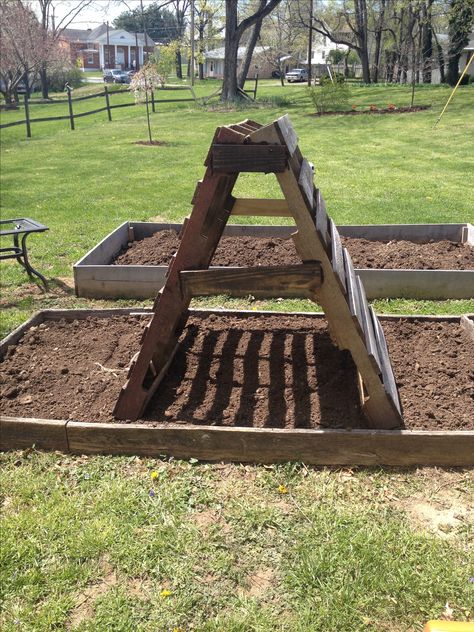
205,45,268,60
61,24,154,47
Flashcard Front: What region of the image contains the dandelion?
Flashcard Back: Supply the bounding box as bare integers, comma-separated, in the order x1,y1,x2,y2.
160,589,172,598
150,471,159,480
278,484,289,494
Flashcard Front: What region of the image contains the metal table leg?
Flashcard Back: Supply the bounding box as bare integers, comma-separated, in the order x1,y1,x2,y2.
13,232,48,288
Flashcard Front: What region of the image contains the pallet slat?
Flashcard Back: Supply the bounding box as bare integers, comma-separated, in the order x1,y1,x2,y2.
371,307,402,415
298,159,314,208
330,219,347,292
180,264,322,299
356,276,381,373
275,115,298,156
343,248,363,330
230,198,292,217
315,190,330,248
211,144,288,173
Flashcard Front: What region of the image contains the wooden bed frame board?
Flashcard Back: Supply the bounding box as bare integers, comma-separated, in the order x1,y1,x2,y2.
1,308,473,465
73,222,474,300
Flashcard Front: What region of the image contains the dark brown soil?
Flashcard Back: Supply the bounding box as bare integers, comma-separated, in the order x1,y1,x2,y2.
311,105,430,117
1,314,472,431
112,230,474,270
133,140,166,146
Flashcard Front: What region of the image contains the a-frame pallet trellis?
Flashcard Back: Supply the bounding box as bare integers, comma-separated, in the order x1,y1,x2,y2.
114,116,403,430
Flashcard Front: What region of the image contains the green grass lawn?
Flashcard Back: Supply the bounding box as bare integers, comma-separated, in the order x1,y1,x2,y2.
1,451,473,631
1,81,473,338
1,83,473,631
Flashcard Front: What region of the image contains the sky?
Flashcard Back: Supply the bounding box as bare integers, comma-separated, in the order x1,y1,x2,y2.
32,0,157,30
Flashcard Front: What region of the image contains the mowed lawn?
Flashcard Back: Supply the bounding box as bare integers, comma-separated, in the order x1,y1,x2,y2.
0,83,473,631
0,81,473,334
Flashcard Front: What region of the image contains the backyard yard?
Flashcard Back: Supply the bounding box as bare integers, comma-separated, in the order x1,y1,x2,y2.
0,81,473,631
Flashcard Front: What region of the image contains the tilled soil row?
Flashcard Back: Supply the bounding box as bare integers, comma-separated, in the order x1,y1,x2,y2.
1,314,472,431
112,230,474,270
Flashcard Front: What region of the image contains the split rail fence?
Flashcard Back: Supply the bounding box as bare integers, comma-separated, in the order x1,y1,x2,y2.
0,84,197,139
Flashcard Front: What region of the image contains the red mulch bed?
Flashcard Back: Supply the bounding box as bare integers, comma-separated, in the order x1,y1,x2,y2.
112,230,474,270
1,314,472,431
311,105,431,116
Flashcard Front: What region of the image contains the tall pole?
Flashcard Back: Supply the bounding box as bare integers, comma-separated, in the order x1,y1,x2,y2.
190,0,195,85
307,0,313,86
140,0,149,65
106,21,110,68
135,30,140,71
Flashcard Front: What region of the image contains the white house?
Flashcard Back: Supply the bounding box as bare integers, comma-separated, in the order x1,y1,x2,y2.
203,46,275,79
60,24,155,71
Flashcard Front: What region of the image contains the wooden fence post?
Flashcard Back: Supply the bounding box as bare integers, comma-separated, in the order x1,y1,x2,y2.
151,89,155,113
23,93,31,138
104,86,112,121
66,84,75,130
254,74,259,100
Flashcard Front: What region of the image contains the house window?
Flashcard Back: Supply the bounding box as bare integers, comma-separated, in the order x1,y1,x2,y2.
321,51,326,60
87,52,94,64
210,61,214,72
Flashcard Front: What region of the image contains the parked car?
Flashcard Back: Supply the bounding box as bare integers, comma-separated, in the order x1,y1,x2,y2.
285,68,308,83
103,69,130,84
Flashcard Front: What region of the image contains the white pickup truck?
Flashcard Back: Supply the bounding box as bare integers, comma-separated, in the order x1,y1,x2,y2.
285,68,308,82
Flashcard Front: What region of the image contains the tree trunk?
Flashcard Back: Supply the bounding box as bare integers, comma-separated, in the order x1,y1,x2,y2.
422,0,433,83
435,38,445,83
198,21,205,80
354,0,371,83
40,63,49,99
371,0,386,83
222,0,239,100
221,0,282,101
175,48,182,78
238,2,265,89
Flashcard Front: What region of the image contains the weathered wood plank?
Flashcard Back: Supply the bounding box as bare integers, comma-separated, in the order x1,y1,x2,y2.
315,190,330,248
0,416,68,451
230,198,292,217
180,264,322,299
65,422,474,466
356,276,381,374
370,307,402,415
343,248,363,333
114,126,247,421
298,159,314,208
329,219,346,292
275,114,298,156
211,144,288,173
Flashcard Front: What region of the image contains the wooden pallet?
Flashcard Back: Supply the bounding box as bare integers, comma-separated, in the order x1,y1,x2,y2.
113,116,403,429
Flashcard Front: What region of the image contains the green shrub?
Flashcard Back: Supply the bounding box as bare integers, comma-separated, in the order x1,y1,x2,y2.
308,82,350,114
47,67,83,92
320,72,346,85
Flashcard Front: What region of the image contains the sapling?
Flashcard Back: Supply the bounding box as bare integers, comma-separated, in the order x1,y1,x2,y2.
130,63,163,144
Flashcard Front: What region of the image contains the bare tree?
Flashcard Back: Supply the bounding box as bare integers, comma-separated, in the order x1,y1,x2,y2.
222,0,283,100
36,0,96,99
0,0,57,106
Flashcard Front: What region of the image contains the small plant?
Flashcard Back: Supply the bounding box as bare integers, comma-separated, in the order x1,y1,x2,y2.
308,81,350,114
387,103,396,111
369,104,378,112
130,63,162,144
351,104,358,110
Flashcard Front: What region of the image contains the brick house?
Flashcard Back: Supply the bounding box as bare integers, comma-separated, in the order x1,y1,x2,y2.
60,23,155,71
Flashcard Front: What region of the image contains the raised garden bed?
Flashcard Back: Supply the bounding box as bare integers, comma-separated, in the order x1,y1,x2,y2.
74,222,474,300
1,308,473,466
